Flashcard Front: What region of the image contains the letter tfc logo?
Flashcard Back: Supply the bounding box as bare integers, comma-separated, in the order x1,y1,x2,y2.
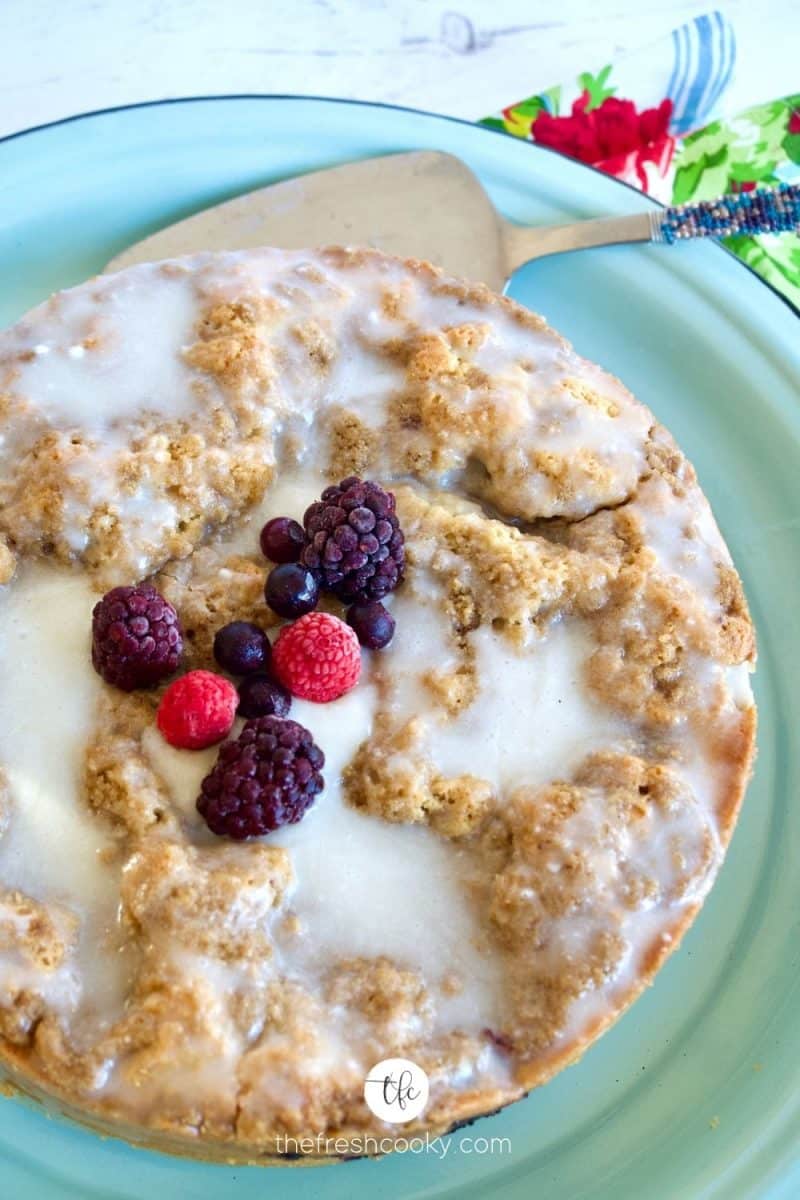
363,1057,430,1123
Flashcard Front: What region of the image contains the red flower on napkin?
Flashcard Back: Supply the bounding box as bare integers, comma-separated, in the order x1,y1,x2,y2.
789,109,800,135
533,92,676,198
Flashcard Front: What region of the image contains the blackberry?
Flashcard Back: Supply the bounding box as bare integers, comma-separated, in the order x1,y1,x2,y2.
197,716,324,839
91,585,182,691
301,477,405,602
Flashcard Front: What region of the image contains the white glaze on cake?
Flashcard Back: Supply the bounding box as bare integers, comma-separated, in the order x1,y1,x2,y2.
0,247,756,1157
0,569,134,1028
0,248,653,584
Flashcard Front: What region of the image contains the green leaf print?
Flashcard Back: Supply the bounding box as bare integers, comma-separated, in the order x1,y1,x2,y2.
673,99,800,200
782,132,800,165
541,85,562,115
728,101,791,184
477,117,507,133
577,65,615,110
483,85,563,140
497,104,544,139
725,233,800,311
508,97,549,119
672,123,731,203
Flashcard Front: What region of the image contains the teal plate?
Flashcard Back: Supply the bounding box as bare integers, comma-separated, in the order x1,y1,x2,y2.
0,97,798,1200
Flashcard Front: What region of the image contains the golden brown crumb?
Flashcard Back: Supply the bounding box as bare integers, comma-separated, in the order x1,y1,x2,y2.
488,750,715,1053
0,990,47,1046
0,539,15,585
325,407,379,478
0,889,78,972
84,692,171,836
157,547,279,671
422,661,479,716
585,565,716,726
325,957,433,1045
716,564,756,664
398,486,612,645
290,319,336,370
120,839,291,962
344,716,493,837
185,299,272,388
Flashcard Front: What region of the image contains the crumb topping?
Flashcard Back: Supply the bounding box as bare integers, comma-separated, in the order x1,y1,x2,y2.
0,247,756,1158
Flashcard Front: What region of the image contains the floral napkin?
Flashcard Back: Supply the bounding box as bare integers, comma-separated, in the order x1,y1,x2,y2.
480,11,800,309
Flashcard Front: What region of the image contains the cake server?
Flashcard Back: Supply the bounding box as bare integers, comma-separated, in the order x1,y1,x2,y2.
106,151,800,292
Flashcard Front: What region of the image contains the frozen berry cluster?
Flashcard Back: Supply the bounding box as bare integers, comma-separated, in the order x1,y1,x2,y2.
261,476,401,650
87,477,406,842
212,619,290,721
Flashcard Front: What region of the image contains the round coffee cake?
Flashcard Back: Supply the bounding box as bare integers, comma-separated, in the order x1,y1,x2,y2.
0,247,756,1160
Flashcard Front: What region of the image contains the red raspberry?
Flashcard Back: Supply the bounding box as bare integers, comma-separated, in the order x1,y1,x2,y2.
272,613,361,703
157,670,238,750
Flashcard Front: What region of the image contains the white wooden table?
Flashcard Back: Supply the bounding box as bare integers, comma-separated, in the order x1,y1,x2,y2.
0,0,794,140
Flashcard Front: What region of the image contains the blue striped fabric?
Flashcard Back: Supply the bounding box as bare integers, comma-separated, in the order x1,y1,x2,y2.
668,10,736,135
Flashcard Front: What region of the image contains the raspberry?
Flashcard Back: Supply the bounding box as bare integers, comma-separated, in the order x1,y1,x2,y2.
156,670,238,750
301,477,405,602
92,585,182,691
197,716,325,839
272,612,361,703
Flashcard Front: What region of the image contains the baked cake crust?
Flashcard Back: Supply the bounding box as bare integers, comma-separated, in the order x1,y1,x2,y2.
0,247,756,1161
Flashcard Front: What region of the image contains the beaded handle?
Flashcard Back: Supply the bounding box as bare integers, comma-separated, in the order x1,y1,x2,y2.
655,182,800,244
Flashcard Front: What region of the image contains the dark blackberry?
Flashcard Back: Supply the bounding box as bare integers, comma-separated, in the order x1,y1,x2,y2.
346,600,395,649
91,585,182,691
213,621,271,675
301,477,405,602
265,563,320,618
237,674,291,719
197,716,324,839
260,516,305,563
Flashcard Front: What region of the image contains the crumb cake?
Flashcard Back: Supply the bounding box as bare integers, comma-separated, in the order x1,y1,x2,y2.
0,247,756,1160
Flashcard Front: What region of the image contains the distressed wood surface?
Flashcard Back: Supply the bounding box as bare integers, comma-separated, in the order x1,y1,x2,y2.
0,1,793,139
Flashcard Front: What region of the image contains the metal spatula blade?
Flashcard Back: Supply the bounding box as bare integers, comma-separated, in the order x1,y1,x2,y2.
106,152,512,289
106,151,798,287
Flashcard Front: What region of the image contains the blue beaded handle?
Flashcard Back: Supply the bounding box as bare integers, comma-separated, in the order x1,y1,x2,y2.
656,182,800,244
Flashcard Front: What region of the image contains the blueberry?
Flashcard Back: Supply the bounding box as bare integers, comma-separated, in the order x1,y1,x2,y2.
260,517,305,563
265,563,320,618
346,600,395,650
213,621,271,676
236,674,292,719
